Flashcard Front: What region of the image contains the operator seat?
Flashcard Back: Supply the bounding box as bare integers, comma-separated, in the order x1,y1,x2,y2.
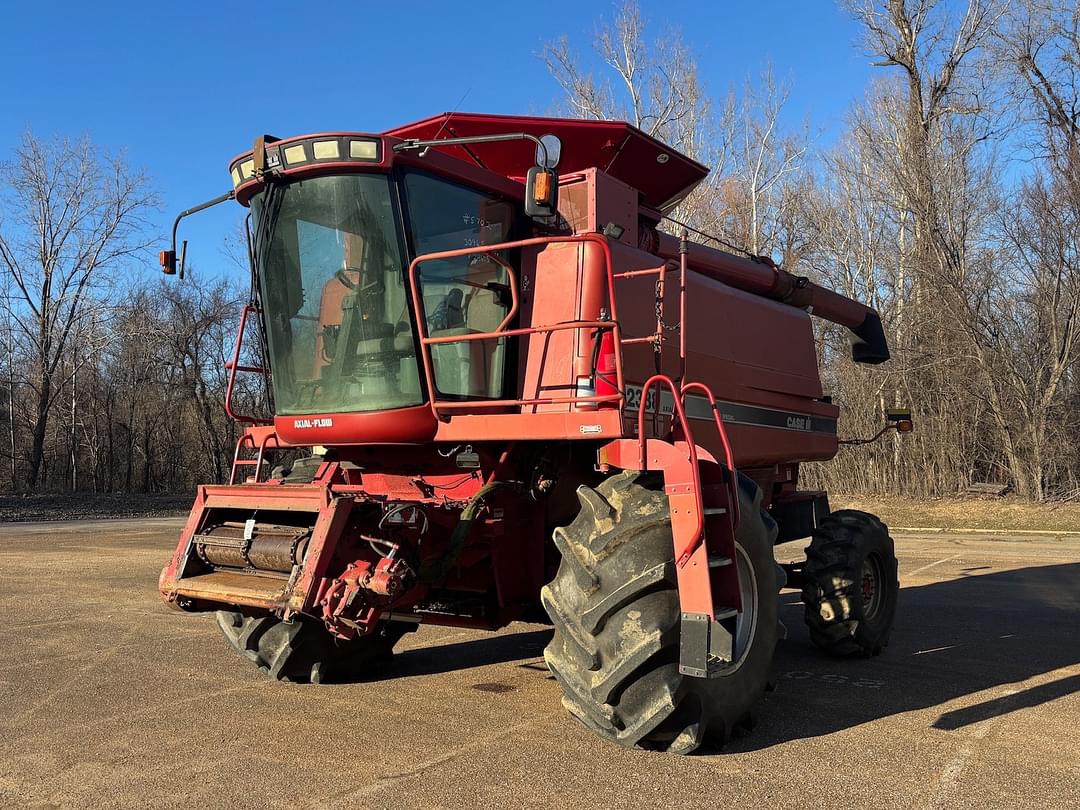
428,275,506,398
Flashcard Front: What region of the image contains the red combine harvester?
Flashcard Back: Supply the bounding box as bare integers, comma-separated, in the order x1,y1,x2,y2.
158,113,908,753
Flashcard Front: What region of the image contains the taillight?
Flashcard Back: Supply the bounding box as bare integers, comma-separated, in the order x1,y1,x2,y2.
594,330,618,405
578,330,617,411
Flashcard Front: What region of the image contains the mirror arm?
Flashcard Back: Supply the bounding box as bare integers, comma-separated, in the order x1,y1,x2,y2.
393,132,549,168
165,190,236,279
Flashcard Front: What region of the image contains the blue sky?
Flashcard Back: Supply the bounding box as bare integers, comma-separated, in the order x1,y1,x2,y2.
0,1,873,279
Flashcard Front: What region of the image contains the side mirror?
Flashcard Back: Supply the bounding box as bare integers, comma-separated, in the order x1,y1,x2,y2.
535,134,562,169
886,408,914,433
525,166,558,219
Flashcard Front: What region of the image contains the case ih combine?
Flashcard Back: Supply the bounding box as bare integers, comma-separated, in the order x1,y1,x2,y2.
158,113,906,754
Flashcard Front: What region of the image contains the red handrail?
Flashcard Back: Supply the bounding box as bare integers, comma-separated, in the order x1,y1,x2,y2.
681,381,740,529
637,374,704,562
225,304,271,425
407,234,625,419
229,427,286,484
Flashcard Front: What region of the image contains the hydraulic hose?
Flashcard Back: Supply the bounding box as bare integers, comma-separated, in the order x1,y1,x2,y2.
420,482,515,583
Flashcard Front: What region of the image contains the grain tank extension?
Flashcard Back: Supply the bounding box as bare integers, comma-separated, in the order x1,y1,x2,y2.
158,113,907,753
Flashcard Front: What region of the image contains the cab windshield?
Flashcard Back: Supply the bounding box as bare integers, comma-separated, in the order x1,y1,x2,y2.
253,174,421,415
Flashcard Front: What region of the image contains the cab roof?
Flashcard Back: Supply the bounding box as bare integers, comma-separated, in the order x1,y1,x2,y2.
385,112,709,213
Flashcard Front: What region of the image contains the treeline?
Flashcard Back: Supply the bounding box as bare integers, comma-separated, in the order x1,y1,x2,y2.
549,0,1080,500
0,133,266,495
0,273,249,493
3,1,1080,500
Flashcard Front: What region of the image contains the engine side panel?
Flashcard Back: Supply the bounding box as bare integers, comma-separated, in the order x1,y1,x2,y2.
608,240,839,468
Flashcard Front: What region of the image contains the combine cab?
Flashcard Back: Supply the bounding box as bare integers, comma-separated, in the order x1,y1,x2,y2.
159,113,902,753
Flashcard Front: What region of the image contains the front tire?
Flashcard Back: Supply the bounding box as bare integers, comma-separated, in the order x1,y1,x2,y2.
215,611,415,683
542,471,780,754
801,510,898,657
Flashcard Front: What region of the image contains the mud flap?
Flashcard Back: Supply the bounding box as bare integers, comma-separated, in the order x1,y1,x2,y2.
679,611,735,677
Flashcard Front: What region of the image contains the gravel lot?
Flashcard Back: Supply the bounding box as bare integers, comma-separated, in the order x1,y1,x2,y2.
0,519,1077,809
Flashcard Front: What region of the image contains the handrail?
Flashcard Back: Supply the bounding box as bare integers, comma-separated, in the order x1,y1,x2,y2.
637,373,704,563
611,260,676,354
413,248,521,334
681,381,740,529
225,304,272,425
229,427,285,484
407,233,624,419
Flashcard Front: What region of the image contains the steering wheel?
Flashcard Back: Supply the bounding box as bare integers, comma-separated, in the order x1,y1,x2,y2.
335,267,360,290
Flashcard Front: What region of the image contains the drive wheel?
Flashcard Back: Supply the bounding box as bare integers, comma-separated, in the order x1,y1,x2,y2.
215,612,416,683
542,470,780,754
801,510,898,657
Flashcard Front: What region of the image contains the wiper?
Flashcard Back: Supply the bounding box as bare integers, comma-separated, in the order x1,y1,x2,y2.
253,180,286,273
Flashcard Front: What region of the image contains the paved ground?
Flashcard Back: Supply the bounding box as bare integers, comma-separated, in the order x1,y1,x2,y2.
0,519,1077,809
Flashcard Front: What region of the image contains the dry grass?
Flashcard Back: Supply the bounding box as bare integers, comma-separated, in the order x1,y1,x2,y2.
831,494,1080,533
0,493,190,523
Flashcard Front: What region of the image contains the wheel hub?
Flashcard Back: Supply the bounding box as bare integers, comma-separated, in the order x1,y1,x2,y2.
860,553,884,619
731,543,760,668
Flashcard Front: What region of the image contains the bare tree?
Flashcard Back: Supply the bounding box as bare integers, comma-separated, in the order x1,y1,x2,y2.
542,1,812,262
542,1,714,164
996,1,1080,168
0,132,156,488
702,68,810,258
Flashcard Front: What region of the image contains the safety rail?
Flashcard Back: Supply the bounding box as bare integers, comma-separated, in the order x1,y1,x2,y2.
612,260,677,351
225,304,272,426
636,374,704,564
611,232,691,381
229,426,285,484
635,375,742,559
407,233,625,420
681,381,740,529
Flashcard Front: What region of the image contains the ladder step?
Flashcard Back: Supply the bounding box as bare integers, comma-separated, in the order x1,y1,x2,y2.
714,607,738,621
704,507,728,516
708,554,732,568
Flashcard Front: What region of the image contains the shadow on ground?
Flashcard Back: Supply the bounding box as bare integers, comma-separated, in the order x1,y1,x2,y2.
358,562,1079,750
734,561,1080,751
386,629,553,678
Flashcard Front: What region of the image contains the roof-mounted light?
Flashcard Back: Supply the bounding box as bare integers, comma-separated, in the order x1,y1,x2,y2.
228,136,383,189
349,139,378,159
283,144,307,165
313,140,340,160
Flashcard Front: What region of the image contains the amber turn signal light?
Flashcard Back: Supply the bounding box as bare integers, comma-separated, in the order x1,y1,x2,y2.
532,170,551,203
525,166,558,218
160,250,176,275
886,408,914,433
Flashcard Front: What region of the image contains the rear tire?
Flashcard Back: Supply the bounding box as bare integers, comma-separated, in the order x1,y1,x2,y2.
542,471,780,754
215,611,415,683
800,510,898,657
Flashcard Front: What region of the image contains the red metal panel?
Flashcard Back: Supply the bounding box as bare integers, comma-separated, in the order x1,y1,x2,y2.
274,403,438,446
288,496,354,616
558,169,640,247
434,410,623,442
385,113,709,213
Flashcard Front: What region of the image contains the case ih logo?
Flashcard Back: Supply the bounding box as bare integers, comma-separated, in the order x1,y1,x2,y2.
293,418,334,429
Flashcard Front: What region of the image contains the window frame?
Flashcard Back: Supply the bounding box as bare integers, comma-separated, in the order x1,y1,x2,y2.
396,168,524,403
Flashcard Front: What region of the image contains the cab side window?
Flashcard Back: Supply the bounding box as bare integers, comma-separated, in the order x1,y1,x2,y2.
404,172,518,399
